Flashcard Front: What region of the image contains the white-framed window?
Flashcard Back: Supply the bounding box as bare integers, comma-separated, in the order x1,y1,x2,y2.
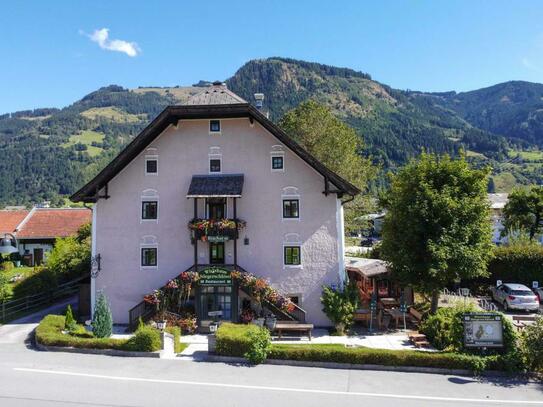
141,189,159,223
209,119,221,134
271,155,284,171
145,152,158,176
141,201,158,220
209,157,222,173
281,187,301,221
283,233,302,269
140,235,158,269
270,145,285,172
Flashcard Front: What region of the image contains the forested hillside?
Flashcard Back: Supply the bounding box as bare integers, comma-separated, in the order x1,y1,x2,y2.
1,58,542,206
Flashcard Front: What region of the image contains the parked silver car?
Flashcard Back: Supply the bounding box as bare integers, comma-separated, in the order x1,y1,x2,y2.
533,287,543,304
491,283,540,312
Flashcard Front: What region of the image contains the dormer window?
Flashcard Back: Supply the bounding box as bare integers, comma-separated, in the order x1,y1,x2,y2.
210,120,221,133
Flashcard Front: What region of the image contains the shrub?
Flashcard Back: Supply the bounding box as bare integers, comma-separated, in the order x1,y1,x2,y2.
0,261,14,272
46,223,90,280
165,326,184,353
215,323,263,357
519,316,543,372
244,327,271,364
421,303,477,351
64,305,77,332
268,344,496,375
36,315,127,350
320,284,359,335
92,293,113,338
36,314,162,353
12,267,57,298
125,325,162,352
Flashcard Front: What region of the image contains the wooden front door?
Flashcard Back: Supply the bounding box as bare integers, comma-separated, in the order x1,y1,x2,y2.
33,248,44,266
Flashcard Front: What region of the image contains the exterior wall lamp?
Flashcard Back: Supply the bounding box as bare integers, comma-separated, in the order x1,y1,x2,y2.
0,233,18,255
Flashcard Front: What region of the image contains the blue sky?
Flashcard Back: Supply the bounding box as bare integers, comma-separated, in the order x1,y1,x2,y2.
1,0,543,113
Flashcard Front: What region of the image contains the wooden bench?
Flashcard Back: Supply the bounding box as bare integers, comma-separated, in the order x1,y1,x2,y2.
274,321,314,340
408,307,423,328
408,333,430,348
512,315,537,331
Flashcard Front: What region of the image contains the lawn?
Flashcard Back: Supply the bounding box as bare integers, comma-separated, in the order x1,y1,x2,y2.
2,266,36,297
61,130,105,157
80,107,145,123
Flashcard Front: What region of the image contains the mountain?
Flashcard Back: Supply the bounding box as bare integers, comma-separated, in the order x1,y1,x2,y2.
410,81,543,147
0,58,542,206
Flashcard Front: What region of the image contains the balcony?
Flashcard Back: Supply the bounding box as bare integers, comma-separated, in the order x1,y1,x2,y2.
188,218,246,242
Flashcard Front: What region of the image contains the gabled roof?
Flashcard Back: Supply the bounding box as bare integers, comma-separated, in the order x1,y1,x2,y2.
71,102,360,203
185,82,247,105
187,174,244,198
0,210,29,235
16,208,91,239
345,257,389,278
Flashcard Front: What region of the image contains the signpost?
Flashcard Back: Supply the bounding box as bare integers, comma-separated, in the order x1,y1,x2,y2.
399,294,407,331
533,281,539,289
199,267,232,286
369,293,377,333
496,280,502,287
463,313,504,349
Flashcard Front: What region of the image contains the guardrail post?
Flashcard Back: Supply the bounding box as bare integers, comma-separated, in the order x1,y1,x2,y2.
1,302,4,321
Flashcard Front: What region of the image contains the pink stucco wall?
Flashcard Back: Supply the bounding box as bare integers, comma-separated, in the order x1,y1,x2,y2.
94,117,344,326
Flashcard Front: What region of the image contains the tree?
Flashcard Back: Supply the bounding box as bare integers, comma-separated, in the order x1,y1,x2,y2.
380,153,493,313
64,304,77,332
92,292,113,338
502,185,543,241
46,223,90,280
279,100,376,231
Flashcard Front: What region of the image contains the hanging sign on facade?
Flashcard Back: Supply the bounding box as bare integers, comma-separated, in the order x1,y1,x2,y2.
199,267,232,286
207,235,230,243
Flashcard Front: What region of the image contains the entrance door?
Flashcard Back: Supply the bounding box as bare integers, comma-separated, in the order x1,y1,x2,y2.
33,248,44,266
200,286,232,320
209,242,225,264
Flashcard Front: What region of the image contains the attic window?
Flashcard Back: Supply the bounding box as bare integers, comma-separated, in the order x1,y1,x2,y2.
210,120,221,133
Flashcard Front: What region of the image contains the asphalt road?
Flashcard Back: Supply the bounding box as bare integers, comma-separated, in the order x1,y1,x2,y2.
0,303,542,407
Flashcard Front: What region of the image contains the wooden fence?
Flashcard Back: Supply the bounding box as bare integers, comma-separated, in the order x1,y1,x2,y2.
0,275,87,322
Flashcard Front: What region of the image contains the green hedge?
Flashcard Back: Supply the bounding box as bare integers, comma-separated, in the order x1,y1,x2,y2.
215,323,264,357
35,315,161,352
488,244,543,284
165,326,188,354
269,344,499,374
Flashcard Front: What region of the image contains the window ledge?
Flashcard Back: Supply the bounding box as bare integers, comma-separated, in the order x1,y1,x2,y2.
283,265,303,270
140,266,158,270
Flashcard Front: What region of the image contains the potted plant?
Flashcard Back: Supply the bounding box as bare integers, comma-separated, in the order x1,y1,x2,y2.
265,314,277,331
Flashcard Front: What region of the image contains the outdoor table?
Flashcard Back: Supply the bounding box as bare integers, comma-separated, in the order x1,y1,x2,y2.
379,298,399,308
385,308,404,329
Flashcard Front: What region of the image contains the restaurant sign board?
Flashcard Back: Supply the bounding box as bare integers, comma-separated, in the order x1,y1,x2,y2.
199,267,232,286
463,313,504,348
207,235,230,243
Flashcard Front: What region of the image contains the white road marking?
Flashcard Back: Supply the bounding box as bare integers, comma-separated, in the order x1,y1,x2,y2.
13,367,543,405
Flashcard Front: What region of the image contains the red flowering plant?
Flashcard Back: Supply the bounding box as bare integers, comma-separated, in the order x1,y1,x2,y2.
188,218,246,241
231,271,296,314
240,308,256,324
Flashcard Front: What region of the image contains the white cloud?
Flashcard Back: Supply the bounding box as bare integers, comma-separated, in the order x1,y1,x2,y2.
87,28,140,57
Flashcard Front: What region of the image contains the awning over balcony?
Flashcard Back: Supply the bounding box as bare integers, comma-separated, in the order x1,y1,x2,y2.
187,174,244,198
